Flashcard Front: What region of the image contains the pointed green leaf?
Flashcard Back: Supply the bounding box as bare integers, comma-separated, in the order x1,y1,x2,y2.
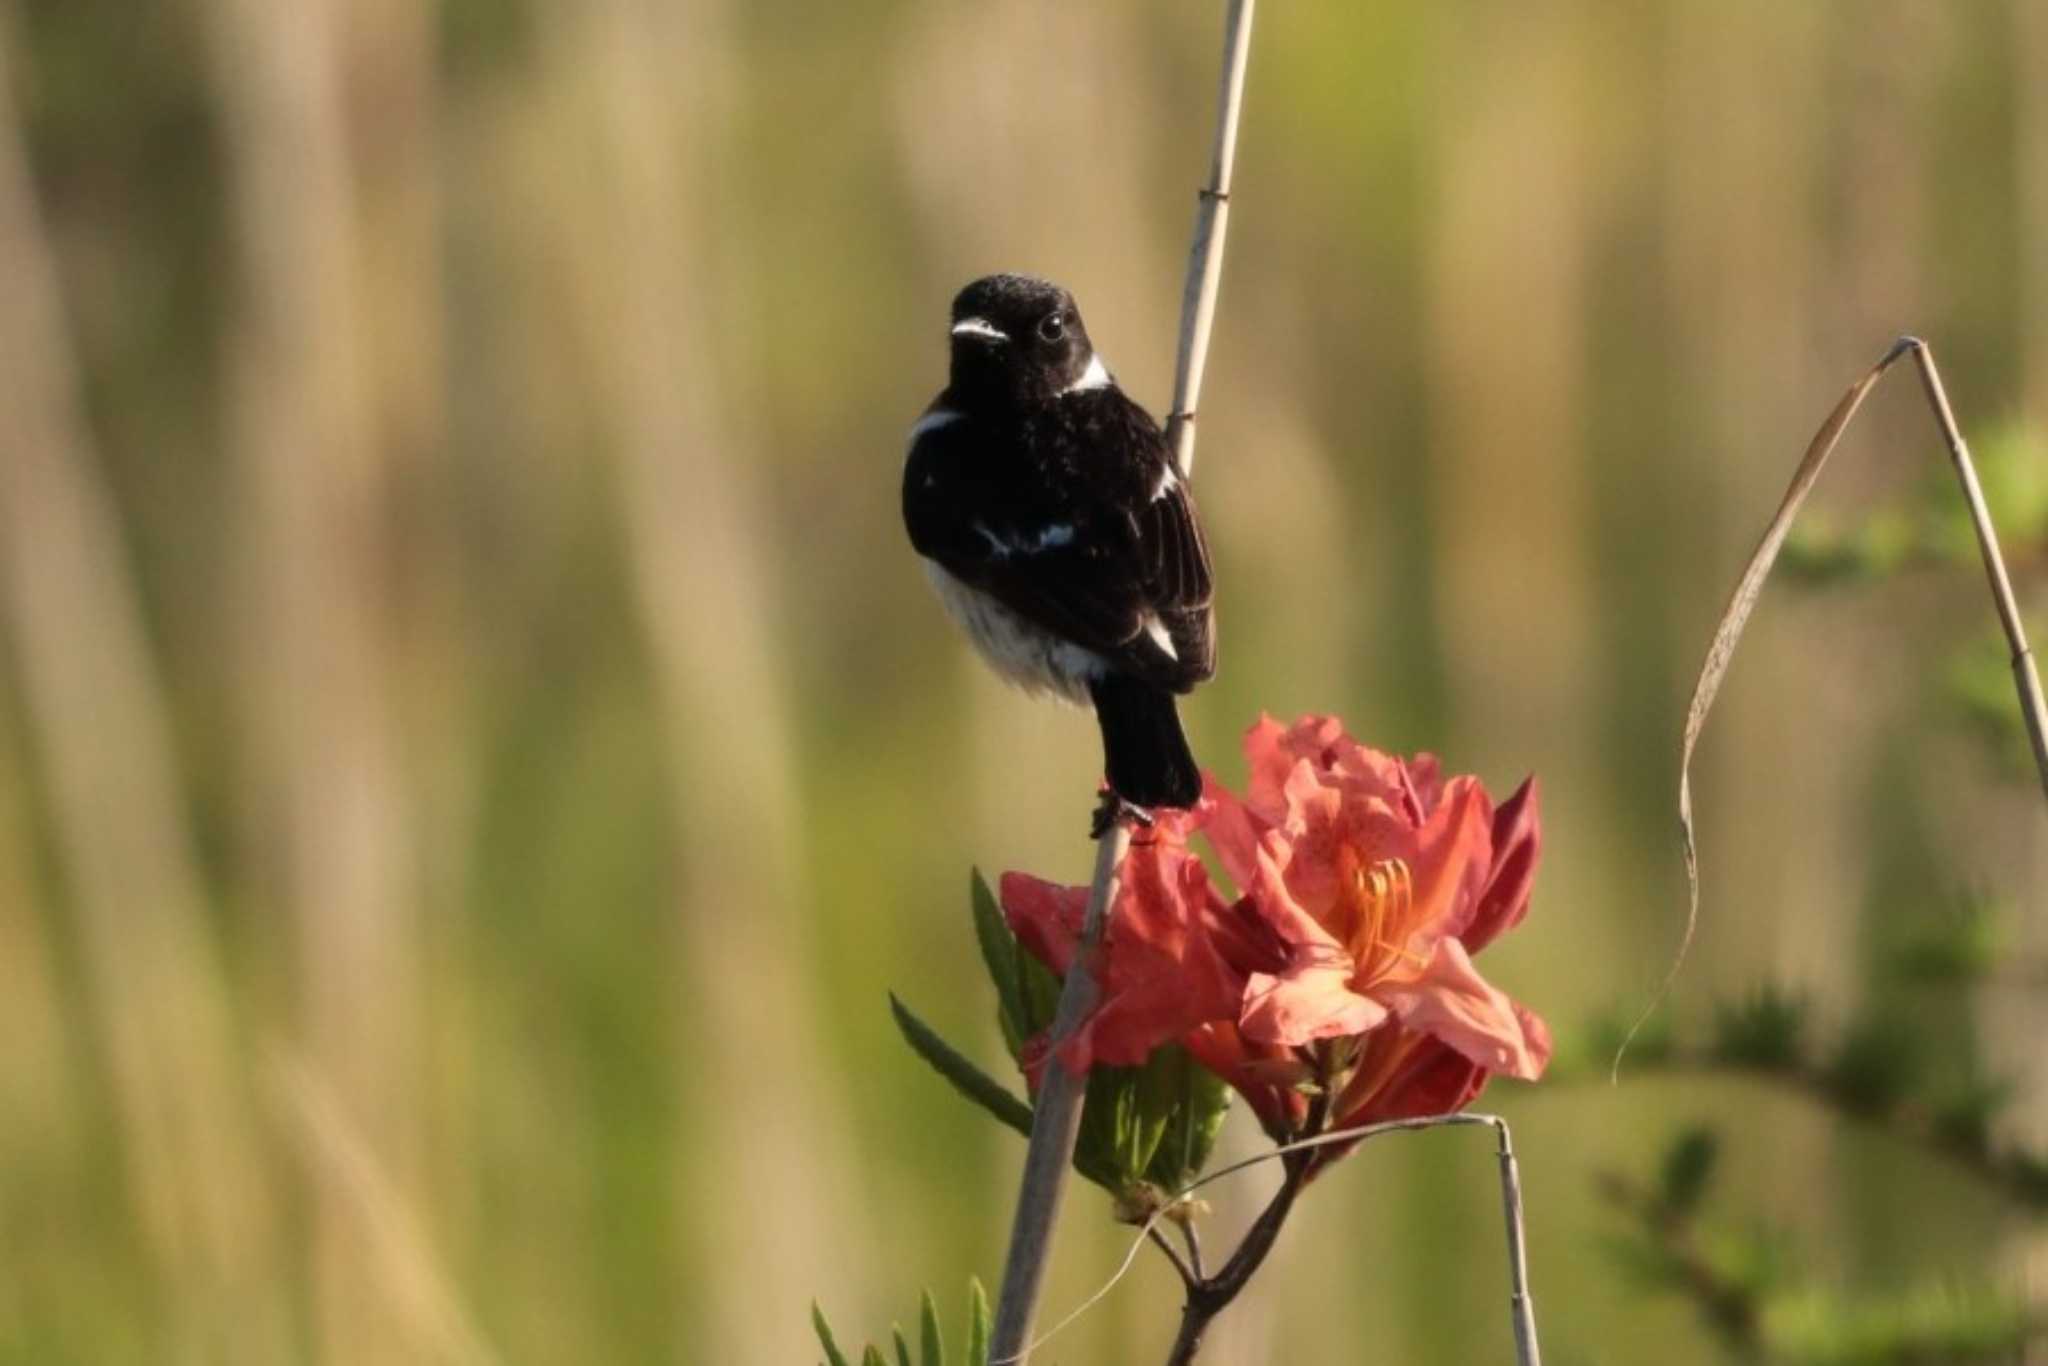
1075,1062,1144,1191
890,994,1034,1137
1658,1129,1719,1218
1144,1045,1231,1191
1124,1044,1193,1179
813,1303,852,1366
1016,942,1061,1039
970,871,1031,1059
892,1325,912,1366
862,1348,888,1366
919,1287,944,1366
966,1279,991,1366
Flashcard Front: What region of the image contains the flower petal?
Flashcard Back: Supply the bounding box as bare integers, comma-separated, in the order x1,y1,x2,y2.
1183,1022,1305,1138
1000,873,1089,976
1463,775,1540,954
1379,938,1549,1080
1200,772,1266,895
1005,837,1246,1076
1392,775,1494,953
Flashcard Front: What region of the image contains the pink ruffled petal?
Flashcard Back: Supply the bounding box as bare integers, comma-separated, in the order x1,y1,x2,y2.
1379,938,1548,1080
1199,773,1266,894
1464,775,1540,954
1239,968,1387,1045
1000,873,1088,975
1411,776,1495,946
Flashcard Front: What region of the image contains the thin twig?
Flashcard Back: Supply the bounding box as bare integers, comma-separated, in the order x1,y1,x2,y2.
1560,1052,2048,1212
1145,1227,1199,1292
1165,0,1256,480
989,819,1133,1362
1494,1119,1543,1366
1013,1113,1542,1366
1901,338,2048,802
990,4,1258,1354
1599,1168,2048,1359
1177,1217,1207,1280
1630,334,2048,1079
1163,1160,1307,1366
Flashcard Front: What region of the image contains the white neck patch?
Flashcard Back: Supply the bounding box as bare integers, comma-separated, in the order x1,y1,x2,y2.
1059,352,1112,395
907,408,963,446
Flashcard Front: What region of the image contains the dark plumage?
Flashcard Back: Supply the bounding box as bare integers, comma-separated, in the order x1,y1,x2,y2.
902,274,1216,810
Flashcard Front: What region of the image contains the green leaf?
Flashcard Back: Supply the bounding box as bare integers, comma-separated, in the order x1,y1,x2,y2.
970,871,1031,1059
813,1303,852,1366
1075,1062,1143,1190
2006,1150,2048,1209
1825,1014,1922,1116
1946,629,2048,780
1932,1073,2012,1155
965,1279,991,1366
1126,1048,1186,1181
862,1348,888,1366
1016,943,1061,1040
1071,1045,1234,1199
890,994,1033,1137
1658,1128,1719,1218
1888,893,2009,984
919,1288,944,1366
892,1325,912,1366
1145,1045,1231,1191
1710,986,1808,1069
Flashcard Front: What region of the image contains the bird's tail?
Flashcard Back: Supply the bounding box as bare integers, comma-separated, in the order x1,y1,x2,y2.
1088,673,1202,810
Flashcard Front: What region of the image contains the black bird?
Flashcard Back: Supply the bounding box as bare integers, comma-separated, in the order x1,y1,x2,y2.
903,274,1216,814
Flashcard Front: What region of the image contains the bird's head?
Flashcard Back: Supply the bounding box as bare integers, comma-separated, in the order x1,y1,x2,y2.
946,274,1106,408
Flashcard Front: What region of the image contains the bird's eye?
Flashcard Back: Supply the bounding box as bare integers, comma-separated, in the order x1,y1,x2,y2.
1037,312,1066,343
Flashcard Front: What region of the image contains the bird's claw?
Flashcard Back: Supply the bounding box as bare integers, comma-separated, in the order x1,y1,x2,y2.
1091,789,1156,840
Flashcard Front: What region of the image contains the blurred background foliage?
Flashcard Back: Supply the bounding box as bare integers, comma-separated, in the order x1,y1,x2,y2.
1,0,2046,1362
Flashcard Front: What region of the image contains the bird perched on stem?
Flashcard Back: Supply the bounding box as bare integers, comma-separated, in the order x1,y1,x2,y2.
903,274,1216,825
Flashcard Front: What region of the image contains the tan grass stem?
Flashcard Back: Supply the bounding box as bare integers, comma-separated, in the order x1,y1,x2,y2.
989,820,1132,1362
993,6,1257,1357
0,22,282,1357
1165,0,1256,481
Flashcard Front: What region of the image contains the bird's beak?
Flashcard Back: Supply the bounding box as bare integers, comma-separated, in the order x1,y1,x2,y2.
950,318,1009,344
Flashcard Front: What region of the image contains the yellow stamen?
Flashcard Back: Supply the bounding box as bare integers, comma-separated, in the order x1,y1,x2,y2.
1343,855,1427,982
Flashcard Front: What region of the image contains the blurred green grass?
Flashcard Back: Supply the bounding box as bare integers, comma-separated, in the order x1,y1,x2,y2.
2,1,2045,1362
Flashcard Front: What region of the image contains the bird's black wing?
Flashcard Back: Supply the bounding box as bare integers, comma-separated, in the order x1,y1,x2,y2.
904,401,1215,691
1137,471,1217,684
905,412,1144,649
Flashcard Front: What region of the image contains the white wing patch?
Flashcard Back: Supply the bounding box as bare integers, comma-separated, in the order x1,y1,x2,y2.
1060,352,1113,395
973,520,1076,559
973,523,1013,559
1141,613,1178,660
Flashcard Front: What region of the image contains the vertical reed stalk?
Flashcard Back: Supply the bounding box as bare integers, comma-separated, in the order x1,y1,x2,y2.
993,4,1257,1358
989,821,1132,1361
573,1,867,1354
1902,340,2048,801
199,0,424,1356
0,21,282,1358
1165,0,1256,480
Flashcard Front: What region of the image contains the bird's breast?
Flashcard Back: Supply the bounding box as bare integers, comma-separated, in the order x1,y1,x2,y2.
919,560,1098,704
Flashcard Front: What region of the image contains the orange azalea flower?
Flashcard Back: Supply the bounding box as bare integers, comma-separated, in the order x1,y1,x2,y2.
1002,714,1549,1142
1183,1017,1490,1159
1202,715,1549,1082
1002,810,1243,1076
